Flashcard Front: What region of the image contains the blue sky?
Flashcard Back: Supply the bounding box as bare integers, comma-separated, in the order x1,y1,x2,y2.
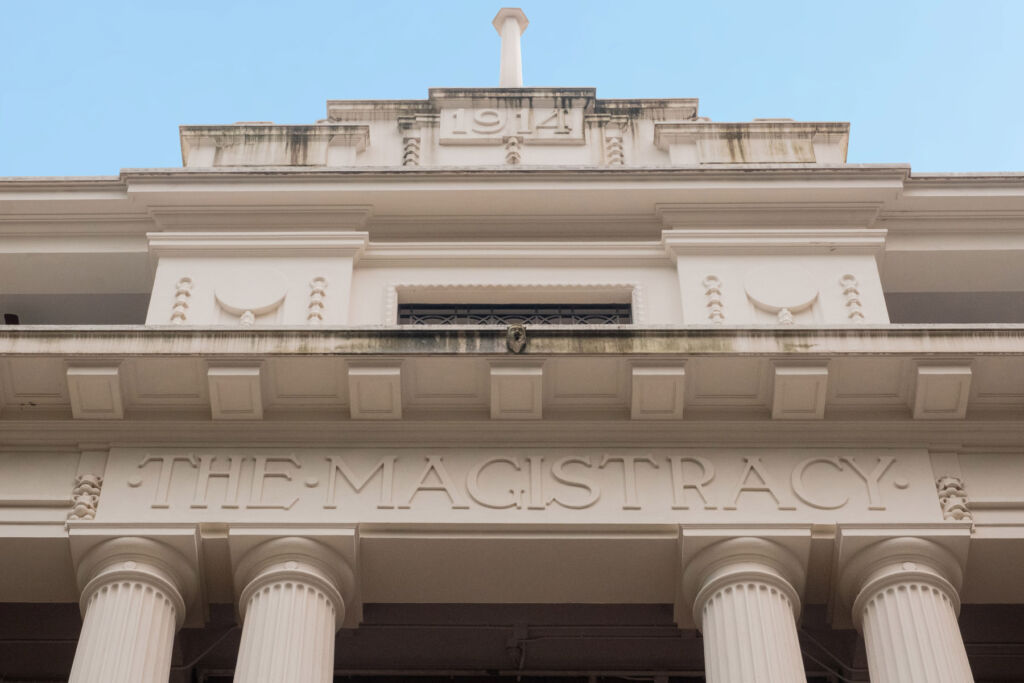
1,0,1021,175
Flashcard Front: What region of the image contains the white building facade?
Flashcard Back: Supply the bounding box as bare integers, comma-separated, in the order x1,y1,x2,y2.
2,9,1024,682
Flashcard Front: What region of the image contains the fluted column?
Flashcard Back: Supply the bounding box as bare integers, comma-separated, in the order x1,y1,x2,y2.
233,538,354,683
69,538,195,683
683,538,807,683
843,537,973,683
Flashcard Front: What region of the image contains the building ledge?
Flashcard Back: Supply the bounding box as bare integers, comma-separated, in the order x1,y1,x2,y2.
1,324,1023,356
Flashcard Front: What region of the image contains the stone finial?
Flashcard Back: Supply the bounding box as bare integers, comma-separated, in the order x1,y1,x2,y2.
493,8,528,87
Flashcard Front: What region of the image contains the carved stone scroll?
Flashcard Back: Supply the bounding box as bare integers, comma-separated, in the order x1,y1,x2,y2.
936,475,973,522
67,474,103,521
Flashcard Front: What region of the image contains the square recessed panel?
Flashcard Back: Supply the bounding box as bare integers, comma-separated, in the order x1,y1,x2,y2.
914,365,971,420
405,358,488,407
972,358,1024,406
772,364,828,420
349,365,402,420
67,366,124,419
208,366,264,420
1,358,68,405
490,364,543,420
688,357,769,407
125,358,207,405
546,358,628,406
830,357,909,405
631,364,686,420
266,358,347,405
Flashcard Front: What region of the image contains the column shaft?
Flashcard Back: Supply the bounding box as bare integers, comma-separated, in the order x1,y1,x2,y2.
859,581,973,683
683,538,808,683
234,578,339,683
67,539,193,683
69,579,179,683
701,580,806,683
232,539,352,683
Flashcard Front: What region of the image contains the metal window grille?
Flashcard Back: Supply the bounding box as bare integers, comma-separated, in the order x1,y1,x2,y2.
397,303,632,325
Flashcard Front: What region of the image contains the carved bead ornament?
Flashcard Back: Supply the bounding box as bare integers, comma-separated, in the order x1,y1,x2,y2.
402,136,421,166
170,277,193,324
307,277,328,324
840,273,866,322
702,275,725,323
604,135,624,166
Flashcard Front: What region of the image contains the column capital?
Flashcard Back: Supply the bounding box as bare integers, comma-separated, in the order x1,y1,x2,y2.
234,536,355,630
75,537,197,630
682,537,806,629
838,536,965,630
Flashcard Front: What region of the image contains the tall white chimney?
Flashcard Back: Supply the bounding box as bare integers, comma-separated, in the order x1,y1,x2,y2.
493,8,529,88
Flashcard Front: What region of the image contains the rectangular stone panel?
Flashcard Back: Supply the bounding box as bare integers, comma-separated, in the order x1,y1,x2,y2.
95,447,942,526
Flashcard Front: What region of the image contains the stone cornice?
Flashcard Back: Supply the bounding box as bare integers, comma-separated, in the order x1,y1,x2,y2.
2,324,1023,357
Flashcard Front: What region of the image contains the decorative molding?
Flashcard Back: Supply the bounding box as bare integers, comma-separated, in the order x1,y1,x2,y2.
504,135,523,165
361,242,669,266
662,228,888,256
307,277,328,324
936,476,973,523
67,474,103,521
147,205,372,231
655,202,885,229
214,268,288,326
702,275,725,323
743,265,818,325
384,282,646,325
147,231,370,259
839,273,866,322
170,277,192,325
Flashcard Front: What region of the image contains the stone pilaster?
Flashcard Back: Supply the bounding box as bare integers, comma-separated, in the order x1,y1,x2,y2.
842,537,973,683
68,538,194,683
683,538,807,683
233,537,354,683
